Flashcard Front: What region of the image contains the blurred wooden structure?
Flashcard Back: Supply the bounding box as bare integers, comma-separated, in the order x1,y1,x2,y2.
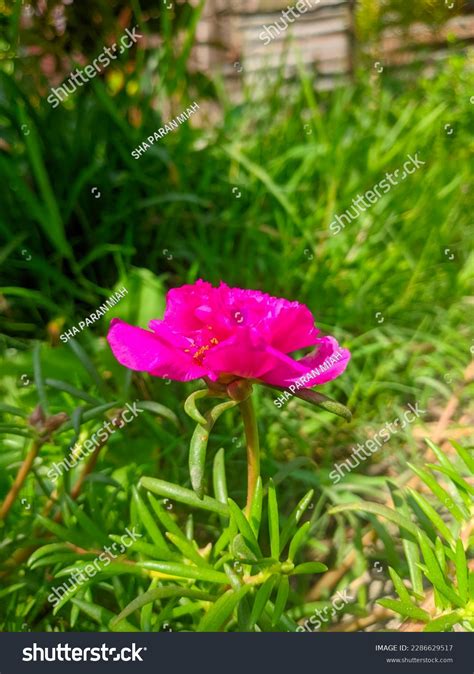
191,0,474,94
194,0,354,92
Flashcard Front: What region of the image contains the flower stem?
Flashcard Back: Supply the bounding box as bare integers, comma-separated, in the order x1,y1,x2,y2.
238,395,260,517
0,438,42,521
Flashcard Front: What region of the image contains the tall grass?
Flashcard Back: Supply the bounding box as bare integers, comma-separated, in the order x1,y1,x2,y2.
0,4,472,632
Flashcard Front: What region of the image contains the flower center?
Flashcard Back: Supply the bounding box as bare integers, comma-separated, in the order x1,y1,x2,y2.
190,336,219,365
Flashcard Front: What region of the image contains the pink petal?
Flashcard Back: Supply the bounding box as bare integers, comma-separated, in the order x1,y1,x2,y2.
107,319,205,382
163,280,218,333
260,336,350,388
202,328,285,380
212,284,318,349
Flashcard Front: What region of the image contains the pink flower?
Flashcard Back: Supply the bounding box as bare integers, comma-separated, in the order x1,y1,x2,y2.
107,280,350,389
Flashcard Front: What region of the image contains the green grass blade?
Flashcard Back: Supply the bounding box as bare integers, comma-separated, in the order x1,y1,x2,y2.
267,479,280,560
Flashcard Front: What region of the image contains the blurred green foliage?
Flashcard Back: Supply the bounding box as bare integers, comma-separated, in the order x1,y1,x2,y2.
356,0,466,41
0,0,473,633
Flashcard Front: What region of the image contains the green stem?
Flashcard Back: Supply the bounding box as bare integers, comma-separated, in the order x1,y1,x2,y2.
238,396,260,518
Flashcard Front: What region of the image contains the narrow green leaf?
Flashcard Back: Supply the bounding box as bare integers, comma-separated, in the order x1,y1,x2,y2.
64,496,109,546
18,105,71,258
329,502,419,537
417,531,464,607
261,601,299,632
435,537,447,575
55,561,144,580
214,529,231,559
189,423,210,500
139,561,228,584
0,404,27,418
423,612,462,632
250,476,263,537
394,492,431,596
109,536,176,561
44,379,100,405
450,439,474,474
146,494,187,542
71,598,138,632
428,464,474,498
267,479,280,560
35,514,84,547
388,567,414,604
407,489,454,544
272,576,290,626
227,499,262,558
425,439,455,472
141,477,229,516
135,400,178,426
132,488,170,556
407,462,467,522
197,585,250,632
185,513,194,541
33,341,48,413
166,532,209,568
469,570,474,601
189,400,237,498
455,540,468,604
67,339,108,396
237,594,253,632
288,521,311,563
111,586,214,626
224,562,243,591
29,553,82,569
280,489,314,552
213,448,228,508
28,544,71,567
231,533,258,563
0,583,26,600
378,599,430,621
291,562,328,575
57,402,117,435
183,389,209,425
249,575,277,629
52,581,93,615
